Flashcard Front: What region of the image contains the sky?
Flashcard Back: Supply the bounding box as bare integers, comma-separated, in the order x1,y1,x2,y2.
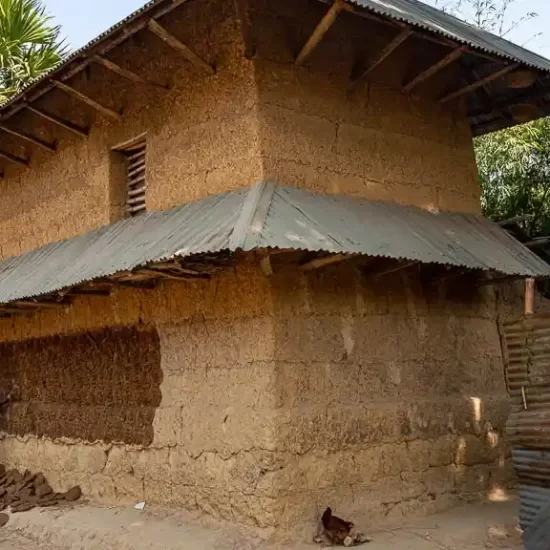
44,0,550,58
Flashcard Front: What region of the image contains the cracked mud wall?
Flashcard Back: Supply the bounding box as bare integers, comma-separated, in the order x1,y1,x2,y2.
0,258,515,531
0,260,282,526
264,261,512,533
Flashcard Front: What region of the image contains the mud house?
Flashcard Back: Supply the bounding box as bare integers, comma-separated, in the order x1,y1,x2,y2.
0,0,549,534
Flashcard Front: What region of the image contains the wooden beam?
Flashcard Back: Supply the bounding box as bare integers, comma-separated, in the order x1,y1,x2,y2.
139,267,209,280
54,80,122,120
13,300,69,308
498,214,533,226
403,46,467,93
1,0,191,122
92,55,167,89
0,306,34,316
26,105,89,137
0,149,28,167
0,124,55,152
299,253,352,271
354,28,413,82
440,63,519,104
67,288,112,297
524,236,550,248
147,19,215,75
369,260,419,279
234,0,255,58
295,0,347,66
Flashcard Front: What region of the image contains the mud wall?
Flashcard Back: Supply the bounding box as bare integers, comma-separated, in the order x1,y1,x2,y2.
0,0,262,260
264,261,510,533
0,260,281,525
0,258,513,531
0,0,483,262
252,0,481,213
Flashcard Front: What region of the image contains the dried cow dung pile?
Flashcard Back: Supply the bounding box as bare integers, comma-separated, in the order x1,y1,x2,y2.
0,464,81,520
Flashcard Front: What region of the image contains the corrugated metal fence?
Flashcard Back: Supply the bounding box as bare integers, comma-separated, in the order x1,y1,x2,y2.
504,315,550,548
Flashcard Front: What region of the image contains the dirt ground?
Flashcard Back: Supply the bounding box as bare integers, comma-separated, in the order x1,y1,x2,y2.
0,497,522,550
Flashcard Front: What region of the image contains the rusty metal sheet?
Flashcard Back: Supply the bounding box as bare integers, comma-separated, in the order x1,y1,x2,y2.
524,500,550,549
0,182,547,305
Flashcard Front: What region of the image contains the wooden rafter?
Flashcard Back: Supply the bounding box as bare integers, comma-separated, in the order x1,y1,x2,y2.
367,260,419,279
234,0,255,58
0,124,55,152
26,105,89,137
54,80,122,120
92,55,167,89
295,0,348,66
299,253,352,271
1,0,190,123
147,19,215,75
13,300,69,309
403,45,467,93
354,28,413,82
0,149,28,167
439,63,519,104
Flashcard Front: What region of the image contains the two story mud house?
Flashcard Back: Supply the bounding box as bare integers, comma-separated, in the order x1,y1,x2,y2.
0,0,549,534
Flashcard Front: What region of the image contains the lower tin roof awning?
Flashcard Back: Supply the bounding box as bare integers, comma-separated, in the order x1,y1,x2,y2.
0,181,548,306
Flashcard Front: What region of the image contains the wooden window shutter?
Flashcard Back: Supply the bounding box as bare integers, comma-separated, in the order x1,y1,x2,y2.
118,137,146,216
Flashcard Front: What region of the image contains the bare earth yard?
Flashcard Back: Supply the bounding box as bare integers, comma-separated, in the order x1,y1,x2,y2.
0,497,522,550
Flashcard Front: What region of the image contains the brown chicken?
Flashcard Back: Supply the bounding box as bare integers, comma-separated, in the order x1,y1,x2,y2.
322,507,354,545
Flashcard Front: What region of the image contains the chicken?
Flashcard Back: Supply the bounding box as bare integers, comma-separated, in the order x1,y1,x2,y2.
322,507,354,545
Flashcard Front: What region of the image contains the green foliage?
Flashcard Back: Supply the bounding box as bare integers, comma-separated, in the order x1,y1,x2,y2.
476,119,550,235
0,0,66,102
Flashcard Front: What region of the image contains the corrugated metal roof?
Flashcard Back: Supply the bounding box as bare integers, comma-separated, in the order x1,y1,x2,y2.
343,0,550,72
1,0,550,115
0,182,547,304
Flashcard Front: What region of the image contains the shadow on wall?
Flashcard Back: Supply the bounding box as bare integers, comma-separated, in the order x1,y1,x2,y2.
0,325,162,445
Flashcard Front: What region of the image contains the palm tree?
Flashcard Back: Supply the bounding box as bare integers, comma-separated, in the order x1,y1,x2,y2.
0,0,67,102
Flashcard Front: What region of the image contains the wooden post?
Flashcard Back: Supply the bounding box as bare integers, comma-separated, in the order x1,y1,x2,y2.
525,278,535,316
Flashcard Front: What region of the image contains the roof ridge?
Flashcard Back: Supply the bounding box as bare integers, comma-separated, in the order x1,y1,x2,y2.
228,181,277,251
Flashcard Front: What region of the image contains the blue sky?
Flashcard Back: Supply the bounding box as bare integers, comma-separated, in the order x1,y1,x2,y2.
44,0,550,58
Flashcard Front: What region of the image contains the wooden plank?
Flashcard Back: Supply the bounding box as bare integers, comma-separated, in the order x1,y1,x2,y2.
26,105,89,137
93,55,167,89
0,124,55,152
295,0,347,66
403,46,466,93
354,28,413,82
0,149,28,167
148,19,215,75
234,0,255,58
54,80,122,120
440,63,519,104
300,253,351,271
